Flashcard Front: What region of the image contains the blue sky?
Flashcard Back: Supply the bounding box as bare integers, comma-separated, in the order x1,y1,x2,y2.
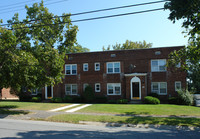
0,0,188,51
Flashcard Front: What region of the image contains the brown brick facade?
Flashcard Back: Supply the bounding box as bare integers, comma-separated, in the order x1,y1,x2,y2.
1,88,19,100
43,46,186,101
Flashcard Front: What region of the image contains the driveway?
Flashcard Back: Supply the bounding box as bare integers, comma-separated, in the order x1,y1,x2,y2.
0,119,199,139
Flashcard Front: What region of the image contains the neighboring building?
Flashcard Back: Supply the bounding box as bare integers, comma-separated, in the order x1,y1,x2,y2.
0,88,18,100
42,46,186,101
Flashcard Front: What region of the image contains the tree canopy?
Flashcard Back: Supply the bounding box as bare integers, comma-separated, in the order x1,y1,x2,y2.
0,1,88,94
165,0,200,92
102,40,152,51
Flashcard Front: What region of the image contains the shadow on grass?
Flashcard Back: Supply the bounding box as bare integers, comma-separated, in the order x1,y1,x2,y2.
119,116,200,127
0,104,28,118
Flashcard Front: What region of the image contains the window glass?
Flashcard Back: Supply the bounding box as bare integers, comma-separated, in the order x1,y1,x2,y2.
72,85,77,94
115,86,120,94
72,65,77,74
151,60,166,72
83,63,88,71
108,85,113,94
95,63,100,71
95,83,100,92
107,62,120,73
175,82,181,91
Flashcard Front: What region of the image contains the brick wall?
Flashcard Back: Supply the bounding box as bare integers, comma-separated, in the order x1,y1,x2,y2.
1,88,19,100
49,46,187,101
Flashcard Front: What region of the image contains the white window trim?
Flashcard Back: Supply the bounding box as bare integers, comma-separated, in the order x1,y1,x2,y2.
151,59,166,72
83,63,88,71
65,64,77,75
151,82,167,95
175,81,181,91
95,83,101,92
107,83,121,95
95,62,100,71
106,62,121,74
65,84,78,95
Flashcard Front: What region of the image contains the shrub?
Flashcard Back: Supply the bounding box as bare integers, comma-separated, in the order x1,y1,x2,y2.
168,97,178,104
63,96,73,103
94,96,108,103
51,97,63,103
72,96,82,103
144,96,160,104
177,89,194,106
117,99,128,104
148,92,159,98
82,86,95,103
31,97,42,102
19,92,32,102
108,100,117,104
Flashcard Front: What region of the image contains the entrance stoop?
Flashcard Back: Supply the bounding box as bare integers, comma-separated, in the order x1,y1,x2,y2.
129,100,143,104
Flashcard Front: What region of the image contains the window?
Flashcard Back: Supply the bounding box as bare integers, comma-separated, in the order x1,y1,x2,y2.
107,62,120,73
31,89,38,95
95,83,101,92
65,84,77,95
151,82,167,95
83,83,89,91
175,81,181,91
83,63,88,71
95,63,100,71
65,64,77,75
151,59,166,72
107,83,121,95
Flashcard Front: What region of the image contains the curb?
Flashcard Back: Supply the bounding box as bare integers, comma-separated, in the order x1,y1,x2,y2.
79,121,200,131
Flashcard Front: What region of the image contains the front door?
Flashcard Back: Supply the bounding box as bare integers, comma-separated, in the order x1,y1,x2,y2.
132,82,140,99
45,86,53,99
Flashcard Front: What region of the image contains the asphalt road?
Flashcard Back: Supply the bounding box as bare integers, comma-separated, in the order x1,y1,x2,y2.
0,119,199,139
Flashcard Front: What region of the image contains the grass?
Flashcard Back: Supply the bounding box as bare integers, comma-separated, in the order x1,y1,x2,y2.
0,101,71,111
46,114,200,127
78,104,200,116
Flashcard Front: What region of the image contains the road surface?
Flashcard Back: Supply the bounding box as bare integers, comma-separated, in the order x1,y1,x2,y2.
0,119,199,139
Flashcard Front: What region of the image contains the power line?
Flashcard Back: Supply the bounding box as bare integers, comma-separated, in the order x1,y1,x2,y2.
0,0,36,8
0,0,68,15
0,0,55,12
8,8,164,30
1,0,167,27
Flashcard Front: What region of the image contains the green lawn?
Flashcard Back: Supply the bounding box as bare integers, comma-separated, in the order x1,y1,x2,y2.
78,104,200,116
46,114,200,127
0,101,71,111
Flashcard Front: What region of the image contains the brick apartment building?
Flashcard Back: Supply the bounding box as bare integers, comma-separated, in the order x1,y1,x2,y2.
43,46,186,101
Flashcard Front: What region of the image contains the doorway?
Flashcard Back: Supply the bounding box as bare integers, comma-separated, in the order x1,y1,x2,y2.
131,77,141,100
45,86,53,99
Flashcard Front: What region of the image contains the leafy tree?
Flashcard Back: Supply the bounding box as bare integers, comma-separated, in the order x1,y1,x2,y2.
165,0,200,93
0,1,88,95
102,40,152,51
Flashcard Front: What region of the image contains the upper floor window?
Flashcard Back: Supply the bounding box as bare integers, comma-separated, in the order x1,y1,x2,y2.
107,62,120,74
151,59,166,72
175,81,181,91
95,63,100,71
65,84,77,95
65,64,77,75
151,82,167,95
107,83,121,95
83,63,88,71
